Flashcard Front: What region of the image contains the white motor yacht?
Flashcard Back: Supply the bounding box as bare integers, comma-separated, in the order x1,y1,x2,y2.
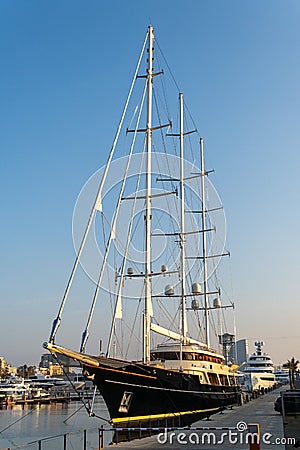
241,341,276,394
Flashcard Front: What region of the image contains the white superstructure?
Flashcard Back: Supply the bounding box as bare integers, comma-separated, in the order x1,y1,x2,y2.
241,341,276,393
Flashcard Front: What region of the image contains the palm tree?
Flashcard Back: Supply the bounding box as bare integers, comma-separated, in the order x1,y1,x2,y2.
283,357,299,389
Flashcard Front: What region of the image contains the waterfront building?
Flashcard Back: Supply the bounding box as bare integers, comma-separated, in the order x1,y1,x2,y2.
0,357,17,377
229,339,249,367
39,353,74,374
49,364,64,376
0,357,6,378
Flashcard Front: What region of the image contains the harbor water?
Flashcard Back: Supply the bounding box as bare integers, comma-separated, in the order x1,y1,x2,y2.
0,398,111,449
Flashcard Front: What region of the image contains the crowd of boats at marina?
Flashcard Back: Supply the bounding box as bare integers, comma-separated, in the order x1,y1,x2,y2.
0,373,91,404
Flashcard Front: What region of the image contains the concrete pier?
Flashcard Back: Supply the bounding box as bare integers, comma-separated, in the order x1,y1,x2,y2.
109,388,290,450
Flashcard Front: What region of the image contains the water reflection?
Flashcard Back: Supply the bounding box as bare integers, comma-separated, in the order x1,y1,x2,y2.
0,398,110,449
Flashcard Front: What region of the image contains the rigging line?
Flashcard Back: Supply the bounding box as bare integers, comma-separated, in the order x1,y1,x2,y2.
188,306,199,339
64,404,85,423
137,307,142,361
205,195,226,253
182,113,194,164
185,223,200,297
106,141,146,357
153,303,181,337
154,296,180,325
120,310,125,359
151,258,180,302
100,210,141,275
154,150,181,247
100,213,113,320
223,311,229,334
154,43,179,159
210,306,219,340
156,298,180,330
80,78,148,353
156,36,200,142
52,353,110,423
196,311,206,343
218,251,237,306
155,49,172,123
149,239,180,299
102,157,147,276
153,88,179,207
114,329,123,358
125,297,142,359
187,120,196,162
216,281,234,306
152,74,168,120
0,405,40,434
153,88,169,158
100,213,114,304
154,123,178,197
151,150,181,258
152,151,179,234
232,310,238,363
121,315,143,352
189,312,205,344
218,304,228,335
155,38,181,93
184,99,200,140
112,88,148,267
49,29,149,343
157,232,180,273
128,104,139,131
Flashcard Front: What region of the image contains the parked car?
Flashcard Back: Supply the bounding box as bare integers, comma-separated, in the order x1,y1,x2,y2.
274,396,282,414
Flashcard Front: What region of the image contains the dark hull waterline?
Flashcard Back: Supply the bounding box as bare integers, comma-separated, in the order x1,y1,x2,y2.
83,360,240,427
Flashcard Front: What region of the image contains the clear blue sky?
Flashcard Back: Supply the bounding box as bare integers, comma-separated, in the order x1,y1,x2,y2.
1,0,299,366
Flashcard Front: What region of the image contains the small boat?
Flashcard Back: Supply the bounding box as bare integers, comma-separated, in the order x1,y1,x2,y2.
43,25,241,433
274,368,290,385
241,341,277,394
0,377,31,401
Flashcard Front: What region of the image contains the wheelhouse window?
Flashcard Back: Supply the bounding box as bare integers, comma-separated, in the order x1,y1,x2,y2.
150,351,223,364
151,352,180,361
219,374,229,385
207,373,220,385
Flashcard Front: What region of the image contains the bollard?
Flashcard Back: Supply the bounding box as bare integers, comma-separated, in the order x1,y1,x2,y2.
98,426,104,450
63,433,67,450
83,429,87,450
248,423,260,450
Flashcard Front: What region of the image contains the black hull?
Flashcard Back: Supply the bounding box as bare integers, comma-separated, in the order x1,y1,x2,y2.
83,358,240,428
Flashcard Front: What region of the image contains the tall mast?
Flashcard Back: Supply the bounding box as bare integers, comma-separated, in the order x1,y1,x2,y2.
143,25,154,364
200,137,210,347
179,93,187,341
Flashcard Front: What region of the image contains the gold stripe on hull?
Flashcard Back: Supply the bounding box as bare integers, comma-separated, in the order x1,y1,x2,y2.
111,407,221,424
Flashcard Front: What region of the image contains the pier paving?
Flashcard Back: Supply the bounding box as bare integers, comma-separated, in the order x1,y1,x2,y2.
109,388,289,450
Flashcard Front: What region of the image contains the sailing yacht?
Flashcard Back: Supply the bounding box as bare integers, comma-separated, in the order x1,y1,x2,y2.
44,25,240,429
